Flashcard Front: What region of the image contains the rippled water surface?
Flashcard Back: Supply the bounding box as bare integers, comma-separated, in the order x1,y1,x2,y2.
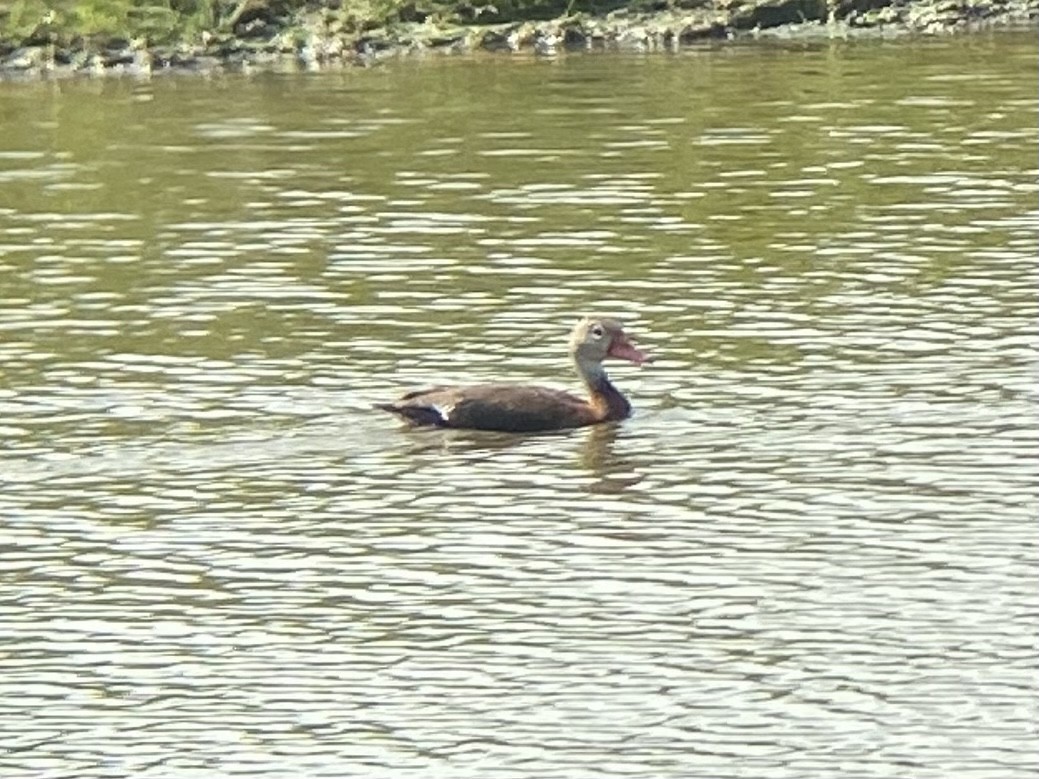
1,31,1037,779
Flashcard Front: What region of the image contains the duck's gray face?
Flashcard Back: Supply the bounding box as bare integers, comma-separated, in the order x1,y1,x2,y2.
571,317,651,366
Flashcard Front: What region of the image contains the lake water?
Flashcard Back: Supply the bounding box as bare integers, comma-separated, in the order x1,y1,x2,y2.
1,30,1037,779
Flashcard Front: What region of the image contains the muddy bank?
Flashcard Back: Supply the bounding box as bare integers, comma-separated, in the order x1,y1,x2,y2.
1,0,1036,79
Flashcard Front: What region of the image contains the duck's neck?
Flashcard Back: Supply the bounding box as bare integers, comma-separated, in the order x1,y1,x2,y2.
576,359,632,422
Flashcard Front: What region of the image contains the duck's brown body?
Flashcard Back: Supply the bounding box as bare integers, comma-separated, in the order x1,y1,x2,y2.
376,317,649,433
376,376,631,433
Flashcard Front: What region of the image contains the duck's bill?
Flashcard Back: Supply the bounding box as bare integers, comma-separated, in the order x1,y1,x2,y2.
608,337,652,365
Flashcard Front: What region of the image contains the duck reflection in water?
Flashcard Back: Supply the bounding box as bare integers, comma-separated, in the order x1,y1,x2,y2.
579,423,644,494
392,421,644,495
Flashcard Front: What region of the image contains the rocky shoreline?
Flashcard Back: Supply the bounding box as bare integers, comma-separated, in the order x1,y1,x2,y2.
1,0,1036,80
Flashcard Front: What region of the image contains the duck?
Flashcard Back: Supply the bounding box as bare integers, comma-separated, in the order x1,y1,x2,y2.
375,316,651,433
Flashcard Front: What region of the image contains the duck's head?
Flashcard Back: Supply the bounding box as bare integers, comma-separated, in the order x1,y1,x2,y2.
569,316,651,367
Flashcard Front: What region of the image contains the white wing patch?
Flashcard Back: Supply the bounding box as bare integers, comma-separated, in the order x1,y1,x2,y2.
430,402,455,423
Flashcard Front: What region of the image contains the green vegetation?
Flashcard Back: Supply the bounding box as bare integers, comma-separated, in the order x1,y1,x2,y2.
1,0,217,45
0,0,725,47
0,0,654,46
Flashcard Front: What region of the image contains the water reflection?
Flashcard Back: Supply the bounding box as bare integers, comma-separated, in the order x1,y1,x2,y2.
577,424,645,494
1,32,1038,779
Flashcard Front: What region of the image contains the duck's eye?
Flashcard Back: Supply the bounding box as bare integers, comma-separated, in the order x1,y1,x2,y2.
590,324,605,339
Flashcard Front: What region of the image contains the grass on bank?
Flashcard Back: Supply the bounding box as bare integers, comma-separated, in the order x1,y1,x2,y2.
0,0,702,47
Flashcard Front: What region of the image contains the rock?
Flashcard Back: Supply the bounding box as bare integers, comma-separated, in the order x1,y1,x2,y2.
102,44,137,68
679,19,730,39
534,28,562,54
829,0,894,17
428,29,475,51
0,45,51,73
480,26,523,51
615,25,652,49
733,0,828,28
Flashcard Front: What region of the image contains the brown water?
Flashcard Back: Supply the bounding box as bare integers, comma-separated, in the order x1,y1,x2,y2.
1,31,1037,779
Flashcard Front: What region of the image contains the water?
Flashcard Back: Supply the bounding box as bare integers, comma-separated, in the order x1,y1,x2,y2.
1,31,1037,779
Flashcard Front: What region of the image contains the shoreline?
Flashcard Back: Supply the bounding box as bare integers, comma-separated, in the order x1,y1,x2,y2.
1,0,1036,81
